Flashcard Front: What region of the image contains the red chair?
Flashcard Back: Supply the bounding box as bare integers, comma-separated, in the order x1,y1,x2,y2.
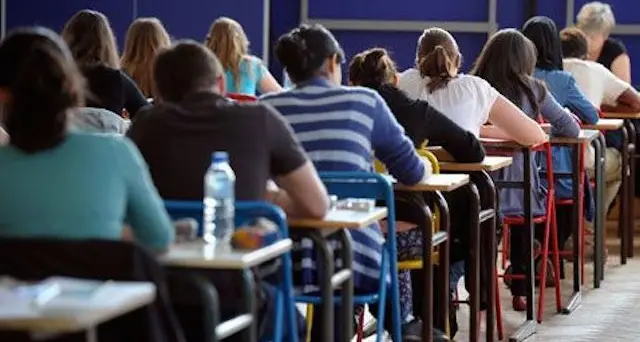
227,93,258,102
497,141,562,333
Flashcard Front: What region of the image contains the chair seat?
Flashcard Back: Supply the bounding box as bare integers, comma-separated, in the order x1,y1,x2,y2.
295,293,380,305
557,198,574,205
503,215,548,225
380,220,418,234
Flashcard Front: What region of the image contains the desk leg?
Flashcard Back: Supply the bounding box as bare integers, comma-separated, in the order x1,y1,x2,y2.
431,191,450,337
468,183,481,342
335,229,354,342
86,328,97,342
241,268,258,342
510,148,537,342
475,171,497,342
626,120,636,258
420,203,435,342
306,231,335,341
593,136,605,287
620,125,630,265
563,144,583,314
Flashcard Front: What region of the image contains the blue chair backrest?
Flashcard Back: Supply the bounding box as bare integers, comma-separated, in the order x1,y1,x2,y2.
164,200,288,238
318,171,394,203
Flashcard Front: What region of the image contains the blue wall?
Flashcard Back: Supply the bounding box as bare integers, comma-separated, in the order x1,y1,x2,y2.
6,0,640,83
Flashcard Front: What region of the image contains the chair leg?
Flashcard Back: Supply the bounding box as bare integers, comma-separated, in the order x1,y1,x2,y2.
356,310,365,342
550,201,563,313
537,212,552,323
305,305,313,342
495,270,504,340
502,224,510,270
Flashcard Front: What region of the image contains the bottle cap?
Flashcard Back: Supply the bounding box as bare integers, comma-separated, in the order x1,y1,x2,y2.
212,151,229,163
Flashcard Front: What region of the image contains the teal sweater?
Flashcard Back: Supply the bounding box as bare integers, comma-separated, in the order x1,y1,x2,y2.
0,132,174,250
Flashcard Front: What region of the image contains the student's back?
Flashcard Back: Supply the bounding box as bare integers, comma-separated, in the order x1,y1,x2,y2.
224,57,264,94
0,132,170,249
399,69,498,136
129,92,307,201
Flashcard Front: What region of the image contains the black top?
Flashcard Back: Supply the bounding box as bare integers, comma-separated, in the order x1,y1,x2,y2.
82,65,149,118
374,84,485,163
127,91,308,201
597,38,627,70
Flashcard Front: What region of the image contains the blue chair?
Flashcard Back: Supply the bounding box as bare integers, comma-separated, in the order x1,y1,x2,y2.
294,171,402,342
164,200,298,342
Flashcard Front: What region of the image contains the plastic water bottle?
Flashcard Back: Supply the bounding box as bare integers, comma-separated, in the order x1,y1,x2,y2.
203,151,236,246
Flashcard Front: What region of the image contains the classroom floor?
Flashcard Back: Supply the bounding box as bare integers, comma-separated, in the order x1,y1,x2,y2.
453,254,640,342
353,240,640,341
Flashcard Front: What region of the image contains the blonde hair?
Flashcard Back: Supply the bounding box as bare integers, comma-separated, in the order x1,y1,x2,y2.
576,2,616,35
205,17,249,90
61,9,120,68
121,17,171,97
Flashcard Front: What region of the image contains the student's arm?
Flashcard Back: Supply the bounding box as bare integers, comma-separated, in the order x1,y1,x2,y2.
264,105,329,219
565,76,599,124
486,95,546,146
416,100,486,162
611,54,632,84
257,65,283,94
370,92,430,185
121,71,151,119
613,88,640,112
540,92,580,138
120,138,174,252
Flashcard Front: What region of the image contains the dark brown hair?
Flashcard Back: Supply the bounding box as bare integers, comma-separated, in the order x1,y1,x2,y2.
416,28,461,93
0,27,85,153
61,9,120,68
348,48,397,87
275,24,344,84
472,29,546,115
560,27,589,59
153,40,223,102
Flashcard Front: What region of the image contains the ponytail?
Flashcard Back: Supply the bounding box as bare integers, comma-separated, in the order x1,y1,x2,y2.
418,45,456,93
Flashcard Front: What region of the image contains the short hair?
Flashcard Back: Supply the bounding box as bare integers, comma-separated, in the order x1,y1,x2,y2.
560,27,589,59
153,40,223,102
576,2,616,35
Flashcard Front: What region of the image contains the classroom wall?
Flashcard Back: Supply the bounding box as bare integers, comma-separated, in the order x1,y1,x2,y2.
5,0,640,84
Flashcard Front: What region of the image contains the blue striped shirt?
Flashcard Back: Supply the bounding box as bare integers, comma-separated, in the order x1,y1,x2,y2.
261,77,425,292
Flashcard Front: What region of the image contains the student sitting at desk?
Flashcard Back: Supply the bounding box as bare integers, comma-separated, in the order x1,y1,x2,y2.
61,10,149,119
205,17,282,96
261,24,443,341
523,16,599,260
348,47,485,163
472,28,580,311
397,26,546,330
560,26,639,213
127,40,329,341
0,27,174,253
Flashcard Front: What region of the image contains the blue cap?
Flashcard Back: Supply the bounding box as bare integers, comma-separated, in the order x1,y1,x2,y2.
212,151,229,163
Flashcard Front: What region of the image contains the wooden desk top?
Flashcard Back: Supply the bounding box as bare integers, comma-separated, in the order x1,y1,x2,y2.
391,173,470,192
426,147,512,171
550,129,600,144
288,207,388,229
0,279,155,333
601,112,640,120
479,137,549,149
582,118,624,131
161,239,293,269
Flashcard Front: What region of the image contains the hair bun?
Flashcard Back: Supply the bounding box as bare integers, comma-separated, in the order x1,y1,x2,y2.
276,34,310,79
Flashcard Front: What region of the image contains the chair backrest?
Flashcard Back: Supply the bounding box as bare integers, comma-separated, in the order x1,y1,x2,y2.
164,200,288,238
227,93,258,103
0,238,185,342
71,107,128,134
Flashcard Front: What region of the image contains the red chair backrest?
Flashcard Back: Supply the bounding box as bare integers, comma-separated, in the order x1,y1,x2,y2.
227,93,258,103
